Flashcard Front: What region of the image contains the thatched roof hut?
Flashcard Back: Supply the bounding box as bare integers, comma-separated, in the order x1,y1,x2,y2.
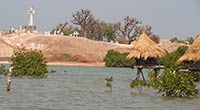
178,35,200,63
127,32,165,61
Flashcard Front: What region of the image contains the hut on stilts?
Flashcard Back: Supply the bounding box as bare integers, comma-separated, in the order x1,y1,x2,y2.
178,35,200,71
127,32,165,80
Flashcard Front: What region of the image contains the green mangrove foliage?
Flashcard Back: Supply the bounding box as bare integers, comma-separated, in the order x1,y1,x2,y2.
104,50,135,67
158,46,188,70
10,48,48,78
105,76,113,91
130,69,199,97
130,46,199,97
170,37,187,44
0,65,7,75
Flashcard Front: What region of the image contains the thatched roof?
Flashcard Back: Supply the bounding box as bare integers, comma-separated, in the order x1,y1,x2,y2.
127,33,165,60
178,35,200,63
0,39,14,57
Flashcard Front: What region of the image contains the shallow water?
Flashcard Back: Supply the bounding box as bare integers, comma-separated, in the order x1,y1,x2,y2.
0,66,200,110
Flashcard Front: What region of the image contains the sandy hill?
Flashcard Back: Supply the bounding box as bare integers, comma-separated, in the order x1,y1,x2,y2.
0,34,187,64
0,39,14,58
1,34,132,63
159,39,188,52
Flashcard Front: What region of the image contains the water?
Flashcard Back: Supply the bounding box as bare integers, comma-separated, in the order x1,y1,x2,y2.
0,66,200,110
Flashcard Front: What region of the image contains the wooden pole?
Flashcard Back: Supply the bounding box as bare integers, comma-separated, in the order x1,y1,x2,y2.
6,67,12,91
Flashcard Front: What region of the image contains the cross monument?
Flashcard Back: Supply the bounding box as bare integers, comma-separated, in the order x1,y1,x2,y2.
28,7,35,26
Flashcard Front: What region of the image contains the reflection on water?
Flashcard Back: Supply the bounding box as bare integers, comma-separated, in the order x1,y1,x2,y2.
0,66,199,110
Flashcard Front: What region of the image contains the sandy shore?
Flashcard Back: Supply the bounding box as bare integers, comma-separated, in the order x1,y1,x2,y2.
48,62,105,67
0,61,105,67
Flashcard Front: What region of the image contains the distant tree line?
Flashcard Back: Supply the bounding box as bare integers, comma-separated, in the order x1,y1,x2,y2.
51,9,161,44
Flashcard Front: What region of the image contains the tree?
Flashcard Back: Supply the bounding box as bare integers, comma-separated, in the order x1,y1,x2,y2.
71,9,97,38
62,25,76,36
186,37,194,44
149,34,160,44
102,23,116,42
114,16,152,44
51,22,68,34
10,48,48,78
87,20,103,40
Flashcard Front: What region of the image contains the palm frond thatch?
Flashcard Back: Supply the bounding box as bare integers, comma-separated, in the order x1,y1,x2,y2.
127,32,165,60
178,35,200,63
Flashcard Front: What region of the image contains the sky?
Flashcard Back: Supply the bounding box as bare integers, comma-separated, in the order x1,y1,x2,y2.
0,0,199,39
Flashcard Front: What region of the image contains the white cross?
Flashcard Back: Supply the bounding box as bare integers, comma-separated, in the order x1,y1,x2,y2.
73,31,79,37
28,7,35,26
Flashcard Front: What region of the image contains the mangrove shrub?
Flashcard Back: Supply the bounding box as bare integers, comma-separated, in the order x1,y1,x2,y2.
0,65,7,75
104,50,135,67
10,48,48,78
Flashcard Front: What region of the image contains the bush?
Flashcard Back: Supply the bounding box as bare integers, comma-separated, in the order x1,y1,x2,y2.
152,69,199,97
130,68,199,97
104,50,135,67
11,48,48,78
158,46,188,70
0,65,7,75
149,34,160,44
170,37,186,43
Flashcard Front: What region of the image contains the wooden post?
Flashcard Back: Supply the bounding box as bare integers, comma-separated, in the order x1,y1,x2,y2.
140,69,145,81
6,67,12,91
136,67,145,81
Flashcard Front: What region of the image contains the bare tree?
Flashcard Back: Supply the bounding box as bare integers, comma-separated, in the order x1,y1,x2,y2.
114,16,140,44
114,16,152,44
71,9,97,38
87,20,104,40
133,25,152,40
51,22,68,34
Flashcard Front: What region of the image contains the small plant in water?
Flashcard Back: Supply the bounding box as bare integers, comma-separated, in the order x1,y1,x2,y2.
130,79,149,93
105,76,113,91
49,70,56,73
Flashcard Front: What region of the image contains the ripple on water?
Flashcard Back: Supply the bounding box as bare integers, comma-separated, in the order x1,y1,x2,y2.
0,66,199,110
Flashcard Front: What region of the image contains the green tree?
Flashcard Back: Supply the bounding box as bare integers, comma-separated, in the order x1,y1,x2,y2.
102,23,116,42
61,25,76,36
10,48,48,78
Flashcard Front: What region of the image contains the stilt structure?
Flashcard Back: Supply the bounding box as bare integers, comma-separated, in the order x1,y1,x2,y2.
178,35,200,72
127,32,165,80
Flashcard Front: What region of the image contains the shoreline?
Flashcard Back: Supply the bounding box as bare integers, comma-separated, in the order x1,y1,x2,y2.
0,61,105,67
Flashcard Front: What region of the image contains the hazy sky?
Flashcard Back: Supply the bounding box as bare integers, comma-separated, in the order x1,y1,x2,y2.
0,0,199,39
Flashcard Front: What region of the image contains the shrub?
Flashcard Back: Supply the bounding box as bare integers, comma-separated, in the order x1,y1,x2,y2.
104,50,135,67
158,46,188,70
149,34,160,44
153,69,199,97
11,48,48,78
170,37,186,43
130,69,199,97
0,65,7,75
